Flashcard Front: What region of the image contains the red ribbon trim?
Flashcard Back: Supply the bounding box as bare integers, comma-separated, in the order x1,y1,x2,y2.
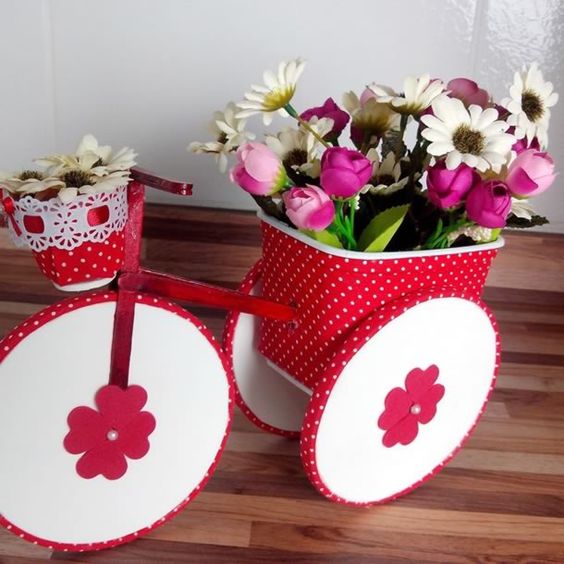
2,197,22,236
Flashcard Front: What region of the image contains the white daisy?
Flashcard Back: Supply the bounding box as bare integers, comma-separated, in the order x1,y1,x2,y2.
236,59,306,125
421,95,515,171
361,150,410,195
0,170,63,195
57,170,130,204
189,102,255,172
501,62,558,148
369,74,445,115
342,90,400,141
510,197,535,221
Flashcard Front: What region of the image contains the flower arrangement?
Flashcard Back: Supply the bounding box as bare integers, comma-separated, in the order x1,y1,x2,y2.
0,134,136,204
191,60,558,251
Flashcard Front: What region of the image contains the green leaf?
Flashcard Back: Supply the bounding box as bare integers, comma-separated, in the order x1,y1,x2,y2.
358,204,410,252
505,214,549,229
300,229,344,249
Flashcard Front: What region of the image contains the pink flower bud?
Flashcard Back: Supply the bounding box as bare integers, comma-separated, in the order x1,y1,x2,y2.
300,98,350,138
426,160,478,209
447,78,489,108
466,180,511,228
505,149,556,197
282,186,335,231
320,147,372,198
229,142,286,196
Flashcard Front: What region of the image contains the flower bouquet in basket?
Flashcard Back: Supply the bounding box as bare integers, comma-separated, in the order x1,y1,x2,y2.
0,135,136,291
191,60,557,252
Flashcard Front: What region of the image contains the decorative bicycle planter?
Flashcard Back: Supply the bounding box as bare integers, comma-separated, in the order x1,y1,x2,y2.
224,212,503,504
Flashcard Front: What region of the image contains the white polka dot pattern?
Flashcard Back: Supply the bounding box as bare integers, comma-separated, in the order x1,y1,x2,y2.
258,221,500,390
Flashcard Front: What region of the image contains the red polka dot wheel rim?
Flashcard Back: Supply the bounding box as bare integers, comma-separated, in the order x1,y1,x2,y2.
223,261,309,438
300,289,500,506
0,292,234,551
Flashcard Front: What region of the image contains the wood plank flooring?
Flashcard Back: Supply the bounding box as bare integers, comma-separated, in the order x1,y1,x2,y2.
1,204,563,563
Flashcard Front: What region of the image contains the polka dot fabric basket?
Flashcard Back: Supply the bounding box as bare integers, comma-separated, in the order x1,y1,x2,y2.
224,212,504,505
2,186,128,292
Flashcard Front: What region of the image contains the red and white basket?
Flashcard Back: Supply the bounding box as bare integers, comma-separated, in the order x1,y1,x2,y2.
2,187,128,291
224,213,504,505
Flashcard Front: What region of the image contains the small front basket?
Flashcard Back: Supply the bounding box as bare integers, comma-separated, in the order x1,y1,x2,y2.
2,187,128,291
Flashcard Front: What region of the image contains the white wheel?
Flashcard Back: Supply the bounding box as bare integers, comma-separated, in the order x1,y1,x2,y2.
0,292,233,550
301,290,500,505
223,262,309,437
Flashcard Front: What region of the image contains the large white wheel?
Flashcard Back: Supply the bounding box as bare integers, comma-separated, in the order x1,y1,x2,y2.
0,292,233,551
223,262,309,438
300,290,500,505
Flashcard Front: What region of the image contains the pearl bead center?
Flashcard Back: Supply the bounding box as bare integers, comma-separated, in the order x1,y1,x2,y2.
106,429,119,441
410,403,422,415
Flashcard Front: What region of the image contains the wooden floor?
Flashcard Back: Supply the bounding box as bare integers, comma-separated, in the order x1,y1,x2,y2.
1,204,564,563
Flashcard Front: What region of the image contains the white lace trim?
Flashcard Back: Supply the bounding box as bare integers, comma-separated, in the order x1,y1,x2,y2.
4,187,128,252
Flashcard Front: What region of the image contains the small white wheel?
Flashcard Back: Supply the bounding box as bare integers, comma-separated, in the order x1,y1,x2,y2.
0,292,233,550
223,262,309,437
301,290,500,505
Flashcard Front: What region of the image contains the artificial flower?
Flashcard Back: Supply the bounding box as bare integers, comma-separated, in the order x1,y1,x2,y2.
446,224,494,244
369,74,445,115
501,62,558,147
300,98,349,139
343,89,400,146
320,147,372,198
236,58,306,125
56,169,129,204
230,142,287,196
283,185,335,231
265,118,333,178
362,151,410,195
447,78,489,108
509,197,536,221
421,96,515,171
189,102,255,172
466,179,512,228
505,149,556,197
0,170,63,195
426,160,478,209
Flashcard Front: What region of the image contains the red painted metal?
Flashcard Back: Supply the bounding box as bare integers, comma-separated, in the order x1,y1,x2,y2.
118,269,296,322
130,167,192,196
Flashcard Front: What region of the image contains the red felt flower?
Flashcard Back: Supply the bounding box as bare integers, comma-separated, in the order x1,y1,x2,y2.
377,365,445,447
64,385,156,480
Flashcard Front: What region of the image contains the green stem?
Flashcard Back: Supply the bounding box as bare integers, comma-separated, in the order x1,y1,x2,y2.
285,104,331,148
333,200,356,249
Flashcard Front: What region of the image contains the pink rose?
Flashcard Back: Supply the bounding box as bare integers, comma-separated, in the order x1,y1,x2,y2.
506,149,556,197
320,147,372,198
426,160,478,209
230,142,286,196
283,186,335,231
447,78,489,108
466,180,511,228
300,98,350,138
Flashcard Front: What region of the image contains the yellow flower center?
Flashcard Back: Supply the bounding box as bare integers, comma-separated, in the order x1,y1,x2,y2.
262,86,296,112
521,89,544,122
452,125,485,155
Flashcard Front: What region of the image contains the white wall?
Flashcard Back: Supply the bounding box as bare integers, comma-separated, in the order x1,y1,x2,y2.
1,0,563,231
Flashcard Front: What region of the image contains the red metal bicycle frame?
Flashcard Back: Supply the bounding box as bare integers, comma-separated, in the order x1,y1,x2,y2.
108,170,295,388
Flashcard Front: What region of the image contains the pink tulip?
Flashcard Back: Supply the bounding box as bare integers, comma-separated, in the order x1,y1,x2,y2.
506,149,556,197
283,186,335,231
320,147,372,198
230,142,286,196
447,78,489,108
466,180,511,228
426,160,478,209
300,98,350,138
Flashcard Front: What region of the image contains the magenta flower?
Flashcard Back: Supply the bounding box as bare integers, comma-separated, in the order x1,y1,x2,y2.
506,149,556,197
300,98,350,139
64,385,156,480
378,365,445,447
283,185,335,231
447,78,489,108
426,160,479,209
320,147,372,198
466,180,512,228
230,142,287,196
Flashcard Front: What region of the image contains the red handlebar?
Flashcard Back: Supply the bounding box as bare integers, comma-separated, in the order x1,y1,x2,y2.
130,167,192,196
